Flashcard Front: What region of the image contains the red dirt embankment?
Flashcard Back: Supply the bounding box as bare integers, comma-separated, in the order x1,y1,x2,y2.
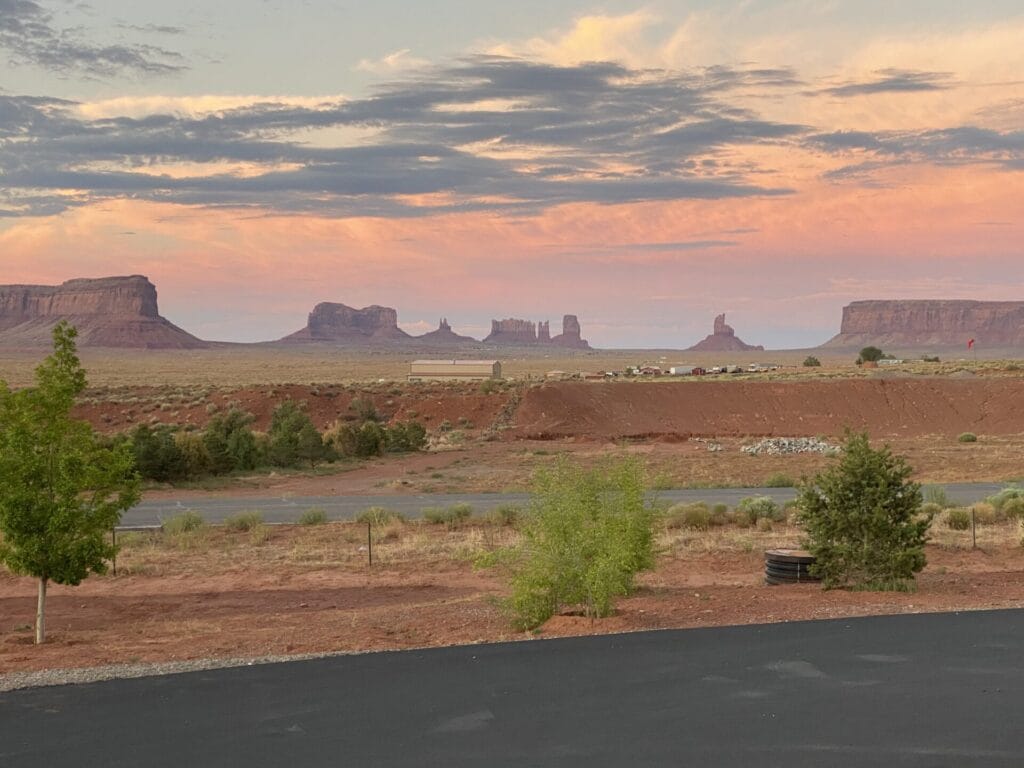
511,379,1024,440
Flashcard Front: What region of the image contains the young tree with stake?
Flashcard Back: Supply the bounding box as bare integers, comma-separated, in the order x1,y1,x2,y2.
0,322,140,643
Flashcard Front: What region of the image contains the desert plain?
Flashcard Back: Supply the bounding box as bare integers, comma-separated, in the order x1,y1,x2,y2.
2,344,1024,679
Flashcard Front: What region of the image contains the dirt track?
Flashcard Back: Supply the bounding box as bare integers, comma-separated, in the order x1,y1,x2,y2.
511,379,1024,439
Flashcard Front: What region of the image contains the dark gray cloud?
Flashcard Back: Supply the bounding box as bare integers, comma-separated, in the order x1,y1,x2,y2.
0,0,185,76
820,69,955,97
809,126,1024,179
0,57,802,217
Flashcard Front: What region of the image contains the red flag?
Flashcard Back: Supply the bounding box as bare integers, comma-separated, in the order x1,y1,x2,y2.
968,338,975,349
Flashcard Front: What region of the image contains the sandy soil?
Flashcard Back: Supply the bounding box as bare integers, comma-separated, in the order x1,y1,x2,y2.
2,521,1022,674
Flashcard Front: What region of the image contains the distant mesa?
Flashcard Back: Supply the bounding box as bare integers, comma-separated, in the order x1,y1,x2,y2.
281,302,411,343
484,315,590,349
687,314,764,352
416,318,477,344
822,300,1024,349
0,275,207,349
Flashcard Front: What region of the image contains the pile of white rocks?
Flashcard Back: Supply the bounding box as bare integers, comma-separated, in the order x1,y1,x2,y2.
741,437,837,456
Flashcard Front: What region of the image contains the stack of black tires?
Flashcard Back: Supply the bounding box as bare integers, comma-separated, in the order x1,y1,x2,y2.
764,549,820,585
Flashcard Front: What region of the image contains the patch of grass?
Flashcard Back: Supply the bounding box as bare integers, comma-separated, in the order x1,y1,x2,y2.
299,507,328,526
665,502,711,531
764,472,796,488
423,503,474,526
163,510,204,535
249,524,272,545
355,506,405,526
970,502,998,525
945,508,971,531
924,486,950,509
735,496,784,525
224,511,263,532
489,504,522,527
709,503,729,526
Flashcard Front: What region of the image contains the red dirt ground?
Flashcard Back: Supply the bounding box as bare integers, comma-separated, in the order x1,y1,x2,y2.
2,526,1023,675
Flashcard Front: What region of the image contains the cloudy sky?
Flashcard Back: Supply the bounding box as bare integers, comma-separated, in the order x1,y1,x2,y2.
2,1,1022,347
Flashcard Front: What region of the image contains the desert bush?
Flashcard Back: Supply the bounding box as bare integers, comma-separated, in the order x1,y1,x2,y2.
970,502,998,525
356,506,404,526
174,432,212,478
858,346,885,363
945,508,971,530
348,397,380,423
985,487,1024,515
756,517,774,532
735,496,783,526
924,486,950,509
163,510,205,535
131,424,188,482
267,400,329,468
803,356,821,367
423,503,473,526
489,504,522,527
505,457,656,629
1002,497,1024,520
919,501,944,520
666,502,711,530
957,432,978,443
224,511,263,532
438,419,454,433
710,503,730,526
203,408,260,474
384,420,428,453
299,507,328,526
764,473,795,488
249,524,271,545
796,431,929,590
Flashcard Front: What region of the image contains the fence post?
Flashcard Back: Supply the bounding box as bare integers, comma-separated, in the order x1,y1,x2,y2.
111,527,117,576
367,521,373,566
971,507,977,550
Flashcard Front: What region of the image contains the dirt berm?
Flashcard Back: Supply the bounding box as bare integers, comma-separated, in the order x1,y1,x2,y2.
510,379,1024,440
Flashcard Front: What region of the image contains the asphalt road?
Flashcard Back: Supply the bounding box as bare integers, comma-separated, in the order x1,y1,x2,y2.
2,609,1022,767
122,481,1010,526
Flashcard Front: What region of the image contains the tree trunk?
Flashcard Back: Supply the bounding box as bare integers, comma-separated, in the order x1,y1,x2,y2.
36,577,47,644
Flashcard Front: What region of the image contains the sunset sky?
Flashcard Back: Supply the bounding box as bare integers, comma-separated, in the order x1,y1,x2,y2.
2,0,1022,348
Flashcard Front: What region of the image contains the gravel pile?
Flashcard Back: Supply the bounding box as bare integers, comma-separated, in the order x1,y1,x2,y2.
0,651,359,693
741,437,837,456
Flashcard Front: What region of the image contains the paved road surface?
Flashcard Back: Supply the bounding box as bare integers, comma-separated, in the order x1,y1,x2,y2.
123,481,1010,526
2,609,1022,767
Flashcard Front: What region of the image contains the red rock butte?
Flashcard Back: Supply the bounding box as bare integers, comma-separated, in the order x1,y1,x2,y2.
822,300,1024,349
0,275,206,349
281,303,412,343
686,314,764,352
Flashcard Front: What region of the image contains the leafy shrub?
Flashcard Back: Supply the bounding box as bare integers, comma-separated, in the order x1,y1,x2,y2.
985,487,1024,515
919,501,944,520
764,473,795,488
224,511,263,532
163,510,204,535
131,424,188,481
796,431,929,590
423,503,473,526
735,496,783,525
945,508,970,530
970,502,998,525
710,503,730,527
203,408,260,474
299,507,328,526
384,421,428,453
505,457,655,629
957,432,978,443
803,356,821,367
666,502,710,530
1002,497,1024,520
489,504,522,527
349,397,380,423
267,401,328,468
355,506,404,526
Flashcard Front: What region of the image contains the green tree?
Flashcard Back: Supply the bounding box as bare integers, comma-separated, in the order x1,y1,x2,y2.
384,420,428,453
803,356,822,367
131,424,188,481
268,400,326,467
0,323,140,643
506,457,655,629
796,430,930,590
858,346,884,363
203,408,259,474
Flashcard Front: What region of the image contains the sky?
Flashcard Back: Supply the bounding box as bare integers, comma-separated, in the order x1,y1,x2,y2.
1,0,1022,348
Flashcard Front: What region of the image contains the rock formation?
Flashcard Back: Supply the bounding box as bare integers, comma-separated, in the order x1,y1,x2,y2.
0,276,207,348
484,318,538,345
686,314,764,352
550,314,590,349
281,303,411,343
415,318,477,344
482,315,591,347
822,300,1024,349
